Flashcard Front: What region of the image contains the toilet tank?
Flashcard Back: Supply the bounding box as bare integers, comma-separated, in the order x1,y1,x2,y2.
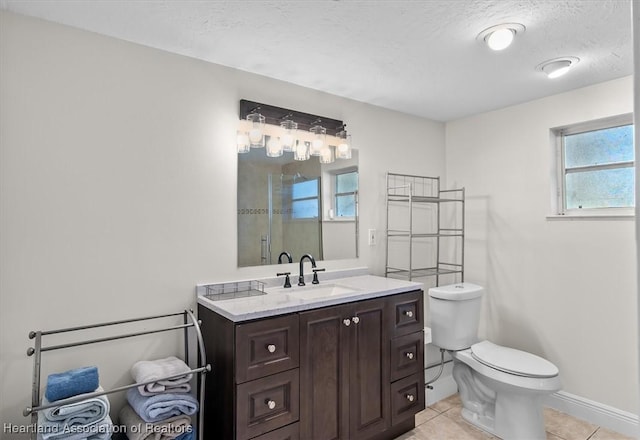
428,283,484,351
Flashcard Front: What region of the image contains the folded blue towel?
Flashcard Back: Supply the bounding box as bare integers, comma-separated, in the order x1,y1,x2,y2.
38,387,111,440
175,426,194,440
126,387,198,423
45,366,99,402
37,414,113,440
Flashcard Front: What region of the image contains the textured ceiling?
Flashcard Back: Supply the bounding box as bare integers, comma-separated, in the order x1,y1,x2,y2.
0,0,633,121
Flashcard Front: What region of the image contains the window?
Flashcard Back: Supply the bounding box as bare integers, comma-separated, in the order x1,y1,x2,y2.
335,171,358,218
554,115,634,216
291,178,320,219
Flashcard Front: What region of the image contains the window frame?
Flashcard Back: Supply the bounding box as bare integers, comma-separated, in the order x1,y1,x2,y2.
333,170,359,219
290,177,321,220
551,114,635,219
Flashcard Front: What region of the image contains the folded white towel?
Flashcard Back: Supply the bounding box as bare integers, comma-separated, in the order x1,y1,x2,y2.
119,403,192,440
132,356,192,396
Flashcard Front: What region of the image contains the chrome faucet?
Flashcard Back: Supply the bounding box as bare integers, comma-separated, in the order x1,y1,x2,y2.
277,251,293,264
298,254,316,286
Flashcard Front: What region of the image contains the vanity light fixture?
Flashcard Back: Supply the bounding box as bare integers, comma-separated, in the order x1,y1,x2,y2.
266,136,283,157
309,120,326,156
319,146,335,164
336,126,352,160
246,111,266,148
236,131,250,154
294,140,310,161
280,118,298,152
237,100,351,162
477,23,525,51
536,57,580,79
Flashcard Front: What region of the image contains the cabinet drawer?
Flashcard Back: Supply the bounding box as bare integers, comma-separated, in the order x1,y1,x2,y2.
390,372,425,426
236,314,300,383
250,422,299,440
236,369,300,440
390,331,424,382
389,290,423,337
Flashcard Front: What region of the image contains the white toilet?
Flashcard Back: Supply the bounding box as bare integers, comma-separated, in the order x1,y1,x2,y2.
428,283,561,440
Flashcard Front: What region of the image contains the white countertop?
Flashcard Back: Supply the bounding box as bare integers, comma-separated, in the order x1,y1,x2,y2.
197,271,423,322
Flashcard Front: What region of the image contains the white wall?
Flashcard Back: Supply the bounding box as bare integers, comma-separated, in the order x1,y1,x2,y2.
446,76,637,413
0,11,446,434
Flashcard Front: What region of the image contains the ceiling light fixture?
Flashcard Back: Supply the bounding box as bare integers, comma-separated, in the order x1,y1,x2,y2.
477,23,525,51
536,57,580,79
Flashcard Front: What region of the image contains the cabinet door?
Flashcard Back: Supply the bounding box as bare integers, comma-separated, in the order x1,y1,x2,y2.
349,297,390,439
299,304,351,440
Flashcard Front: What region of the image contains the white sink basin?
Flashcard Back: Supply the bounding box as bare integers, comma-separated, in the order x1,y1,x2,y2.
284,283,360,300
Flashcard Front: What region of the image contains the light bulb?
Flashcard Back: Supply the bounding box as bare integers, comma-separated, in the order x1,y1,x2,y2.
266,137,283,157
486,28,514,51
319,146,334,164
311,138,324,155
294,140,309,161
280,119,297,151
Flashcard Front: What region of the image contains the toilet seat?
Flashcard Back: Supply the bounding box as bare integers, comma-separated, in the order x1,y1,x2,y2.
471,341,559,378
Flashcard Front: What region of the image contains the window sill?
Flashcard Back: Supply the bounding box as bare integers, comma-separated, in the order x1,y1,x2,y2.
323,217,356,222
546,213,635,221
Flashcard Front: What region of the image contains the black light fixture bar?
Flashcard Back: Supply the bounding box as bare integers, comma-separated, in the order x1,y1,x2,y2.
240,99,345,136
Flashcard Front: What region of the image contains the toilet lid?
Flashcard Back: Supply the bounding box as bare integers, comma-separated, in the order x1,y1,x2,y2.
471,341,559,378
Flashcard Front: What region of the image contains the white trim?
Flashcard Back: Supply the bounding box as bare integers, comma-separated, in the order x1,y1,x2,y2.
546,213,635,221
544,391,639,438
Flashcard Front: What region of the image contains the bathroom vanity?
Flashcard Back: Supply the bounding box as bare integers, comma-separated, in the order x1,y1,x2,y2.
197,272,425,440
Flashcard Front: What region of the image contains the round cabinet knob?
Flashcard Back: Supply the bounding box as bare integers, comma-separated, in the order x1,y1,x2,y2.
352,316,360,324
405,352,414,360
405,394,415,402
343,319,351,327
267,344,276,353
266,399,276,410
404,310,414,318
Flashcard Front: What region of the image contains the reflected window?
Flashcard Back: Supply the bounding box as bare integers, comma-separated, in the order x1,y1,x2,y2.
291,178,320,219
335,171,358,217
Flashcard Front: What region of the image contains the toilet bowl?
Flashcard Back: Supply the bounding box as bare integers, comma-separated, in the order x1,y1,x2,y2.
428,283,561,440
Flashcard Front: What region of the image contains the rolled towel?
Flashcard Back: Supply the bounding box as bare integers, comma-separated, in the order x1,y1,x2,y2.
45,366,99,402
126,387,198,423
38,386,111,440
119,403,192,440
37,414,113,440
132,356,192,396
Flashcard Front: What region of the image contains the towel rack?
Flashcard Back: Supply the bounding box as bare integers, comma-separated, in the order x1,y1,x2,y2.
24,309,211,440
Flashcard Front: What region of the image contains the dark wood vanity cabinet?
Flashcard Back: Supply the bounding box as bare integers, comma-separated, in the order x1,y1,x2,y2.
299,297,390,439
198,289,425,440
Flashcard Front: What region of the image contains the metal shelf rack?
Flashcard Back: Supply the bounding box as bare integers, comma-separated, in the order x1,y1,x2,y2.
385,172,465,285
24,310,211,440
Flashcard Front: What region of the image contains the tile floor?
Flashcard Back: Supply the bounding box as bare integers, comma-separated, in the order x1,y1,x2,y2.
396,394,634,440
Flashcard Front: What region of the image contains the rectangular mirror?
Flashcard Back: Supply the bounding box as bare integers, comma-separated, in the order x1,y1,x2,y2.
238,148,358,267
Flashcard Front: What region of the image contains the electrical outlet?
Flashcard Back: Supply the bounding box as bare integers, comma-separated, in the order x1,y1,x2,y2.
368,229,377,246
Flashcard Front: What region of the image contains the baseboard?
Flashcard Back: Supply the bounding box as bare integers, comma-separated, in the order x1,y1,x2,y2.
424,368,639,438
544,391,639,438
